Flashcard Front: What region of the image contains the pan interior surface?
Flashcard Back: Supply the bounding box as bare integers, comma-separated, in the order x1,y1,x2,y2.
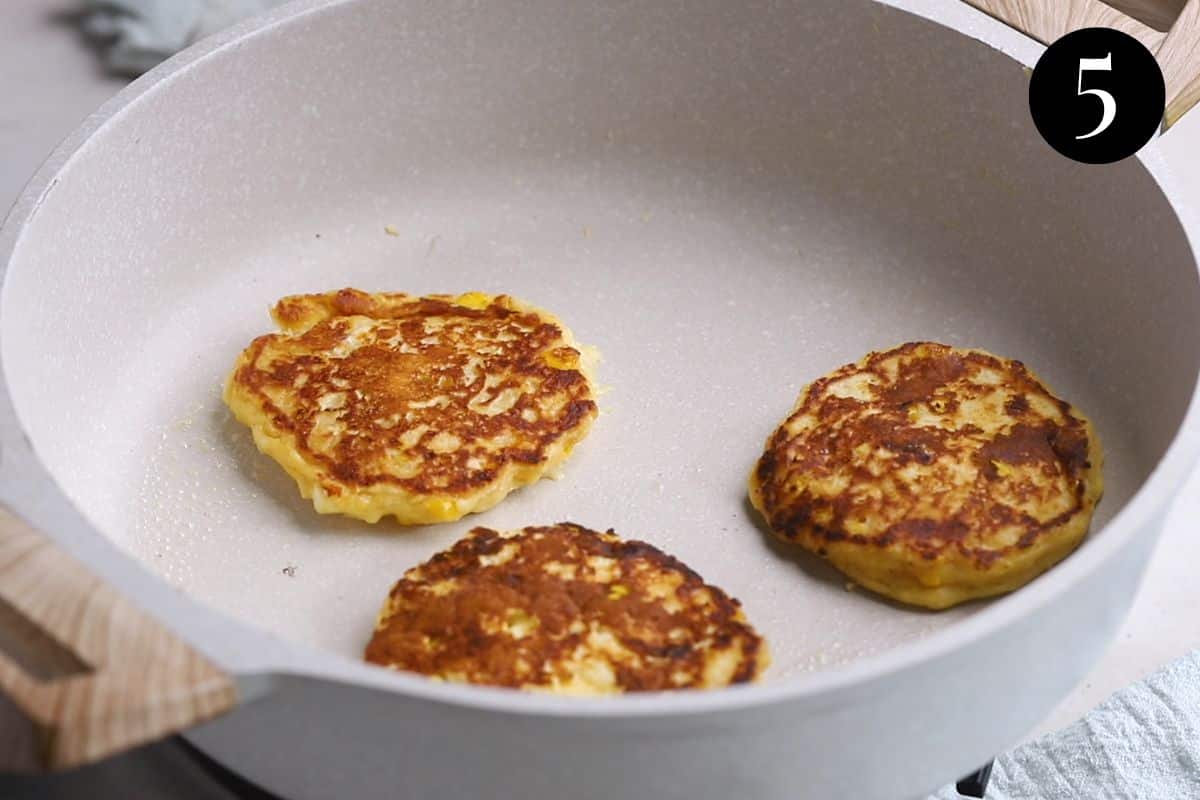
3,0,1198,682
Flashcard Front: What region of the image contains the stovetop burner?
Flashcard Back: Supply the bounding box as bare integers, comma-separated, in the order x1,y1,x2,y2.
176,738,281,800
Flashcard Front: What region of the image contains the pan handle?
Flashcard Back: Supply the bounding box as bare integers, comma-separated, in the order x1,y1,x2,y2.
0,504,237,772
1157,0,1200,126
961,0,1200,128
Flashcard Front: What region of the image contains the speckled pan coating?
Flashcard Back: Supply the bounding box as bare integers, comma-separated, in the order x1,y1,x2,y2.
0,0,1198,798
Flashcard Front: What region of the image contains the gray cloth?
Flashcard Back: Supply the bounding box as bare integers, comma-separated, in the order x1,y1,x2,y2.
931,649,1200,799
81,0,287,75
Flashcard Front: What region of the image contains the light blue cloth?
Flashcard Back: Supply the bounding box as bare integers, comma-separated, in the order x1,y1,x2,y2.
81,0,287,75
930,650,1200,799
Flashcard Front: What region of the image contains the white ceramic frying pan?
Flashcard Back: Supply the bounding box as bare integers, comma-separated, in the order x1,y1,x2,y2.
1,0,1199,798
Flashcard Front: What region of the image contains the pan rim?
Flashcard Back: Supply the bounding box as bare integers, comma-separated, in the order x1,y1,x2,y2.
1,0,1197,719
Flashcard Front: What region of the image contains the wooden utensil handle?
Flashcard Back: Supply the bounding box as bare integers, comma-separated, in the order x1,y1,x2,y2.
1156,0,1200,125
962,0,1200,127
0,504,237,772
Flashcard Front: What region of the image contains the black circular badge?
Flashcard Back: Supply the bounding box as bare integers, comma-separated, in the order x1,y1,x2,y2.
1028,27,1165,164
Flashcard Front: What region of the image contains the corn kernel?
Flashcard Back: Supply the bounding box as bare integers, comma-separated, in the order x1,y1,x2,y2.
454,291,492,310
542,348,579,370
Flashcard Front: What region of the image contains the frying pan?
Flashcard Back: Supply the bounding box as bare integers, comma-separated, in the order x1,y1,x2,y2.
1,0,1199,797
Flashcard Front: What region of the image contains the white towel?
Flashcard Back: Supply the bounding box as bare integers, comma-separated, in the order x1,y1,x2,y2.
930,649,1200,799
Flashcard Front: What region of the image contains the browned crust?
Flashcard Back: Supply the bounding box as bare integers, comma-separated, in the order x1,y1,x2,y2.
229,289,597,499
364,524,767,691
752,342,1100,569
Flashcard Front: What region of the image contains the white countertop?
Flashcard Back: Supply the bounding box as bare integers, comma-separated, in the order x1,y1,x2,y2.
2,0,1199,795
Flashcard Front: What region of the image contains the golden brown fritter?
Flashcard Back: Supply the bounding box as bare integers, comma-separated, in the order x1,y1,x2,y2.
749,342,1103,609
364,523,768,693
224,289,597,524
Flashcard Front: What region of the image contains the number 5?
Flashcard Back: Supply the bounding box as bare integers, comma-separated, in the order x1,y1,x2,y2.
1076,54,1116,140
